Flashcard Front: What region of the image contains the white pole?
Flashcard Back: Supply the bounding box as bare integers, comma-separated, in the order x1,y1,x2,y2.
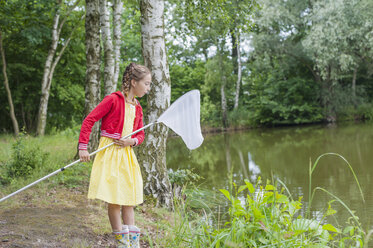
0,122,156,203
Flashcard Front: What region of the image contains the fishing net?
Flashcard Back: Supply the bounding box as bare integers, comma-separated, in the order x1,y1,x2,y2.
157,90,204,150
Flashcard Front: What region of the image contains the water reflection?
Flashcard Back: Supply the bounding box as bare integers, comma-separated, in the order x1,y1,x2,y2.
167,122,373,230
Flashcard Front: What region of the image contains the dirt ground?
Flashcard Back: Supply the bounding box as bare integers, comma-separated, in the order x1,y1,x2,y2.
0,188,157,248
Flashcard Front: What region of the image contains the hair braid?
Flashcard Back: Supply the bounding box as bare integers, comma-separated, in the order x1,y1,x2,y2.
121,63,151,95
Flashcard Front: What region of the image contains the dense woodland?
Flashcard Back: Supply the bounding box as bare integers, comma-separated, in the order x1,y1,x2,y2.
1,0,373,134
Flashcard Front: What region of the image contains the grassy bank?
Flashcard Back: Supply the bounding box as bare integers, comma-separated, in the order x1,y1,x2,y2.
1,133,372,247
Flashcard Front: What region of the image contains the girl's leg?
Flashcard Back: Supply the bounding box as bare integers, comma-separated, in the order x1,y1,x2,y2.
121,205,134,225
108,203,122,231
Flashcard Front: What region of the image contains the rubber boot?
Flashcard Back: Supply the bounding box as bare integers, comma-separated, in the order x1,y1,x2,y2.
113,226,130,248
128,225,140,248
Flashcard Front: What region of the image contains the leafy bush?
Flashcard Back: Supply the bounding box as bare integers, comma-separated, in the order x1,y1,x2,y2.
164,154,370,247
168,178,367,247
168,168,202,198
168,168,202,186
0,134,49,184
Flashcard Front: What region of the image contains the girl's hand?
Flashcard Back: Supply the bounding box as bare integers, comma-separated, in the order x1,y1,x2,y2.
114,138,135,148
79,150,90,162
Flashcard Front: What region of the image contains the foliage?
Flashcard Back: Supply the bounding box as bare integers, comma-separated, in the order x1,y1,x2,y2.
166,177,368,247
1,0,373,133
0,133,49,184
247,54,323,126
0,130,82,191
168,168,202,187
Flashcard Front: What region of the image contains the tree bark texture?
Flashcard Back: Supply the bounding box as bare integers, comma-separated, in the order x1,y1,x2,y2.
234,31,242,109
0,31,19,136
140,0,173,209
36,1,61,136
113,0,123,86
85,0,102,152
36,0,82,136
100,0,115,96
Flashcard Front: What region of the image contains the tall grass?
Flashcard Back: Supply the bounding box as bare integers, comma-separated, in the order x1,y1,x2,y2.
163,154,371,247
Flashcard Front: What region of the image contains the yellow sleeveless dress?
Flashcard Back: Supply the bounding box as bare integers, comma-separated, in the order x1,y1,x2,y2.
87,102,143,205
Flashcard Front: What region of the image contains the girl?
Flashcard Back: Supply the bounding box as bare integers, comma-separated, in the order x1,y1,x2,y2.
78,62,151,248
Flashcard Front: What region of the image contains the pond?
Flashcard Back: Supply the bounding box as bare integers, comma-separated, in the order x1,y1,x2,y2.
167,122,373,230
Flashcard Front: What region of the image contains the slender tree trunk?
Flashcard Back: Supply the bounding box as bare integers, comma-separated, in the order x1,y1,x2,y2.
100,0,115,96
231,29,238,75
218,42,228,128
234,31,242,109
36,1,61,136
352,67,357,98
36,0,82,136
0,31,19,136
113,0,123,85
85,0,101,152
140,0,173,209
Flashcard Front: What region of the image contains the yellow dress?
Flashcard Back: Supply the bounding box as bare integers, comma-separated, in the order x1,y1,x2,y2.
87,102,143,205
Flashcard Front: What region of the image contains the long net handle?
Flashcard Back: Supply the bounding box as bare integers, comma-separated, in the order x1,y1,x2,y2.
0,122,156,203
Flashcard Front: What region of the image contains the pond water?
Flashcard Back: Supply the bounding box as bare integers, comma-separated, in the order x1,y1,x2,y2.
167,122,373,230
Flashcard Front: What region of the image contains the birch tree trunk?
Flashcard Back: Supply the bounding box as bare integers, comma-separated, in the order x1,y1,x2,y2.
36,0,82,136
0,31,19,136
36,1,62,135
140,0,173,209
113,0,123,85
100,0,115,96
234,31,242,109
85,0,101,152
218,42,228,128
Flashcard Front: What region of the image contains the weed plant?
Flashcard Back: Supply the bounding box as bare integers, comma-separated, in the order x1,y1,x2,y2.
162,154,372,248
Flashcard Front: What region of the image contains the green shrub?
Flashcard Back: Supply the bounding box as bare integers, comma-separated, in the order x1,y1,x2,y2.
168,168,202,186
168,178,367,247
0,134,49,184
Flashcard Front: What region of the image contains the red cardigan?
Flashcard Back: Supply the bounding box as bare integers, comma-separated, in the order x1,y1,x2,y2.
78,91,145,150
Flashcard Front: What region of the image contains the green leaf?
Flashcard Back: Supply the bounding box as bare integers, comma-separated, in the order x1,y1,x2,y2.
265,184,274,191
244,179,255,194
322,224,341,233
343,226,354,236
219,189,231,200
238,185,247,193
326,207,337,216
252,206,265,220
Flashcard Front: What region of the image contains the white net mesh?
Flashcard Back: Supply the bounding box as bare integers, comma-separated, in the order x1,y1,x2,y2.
157,90,204,150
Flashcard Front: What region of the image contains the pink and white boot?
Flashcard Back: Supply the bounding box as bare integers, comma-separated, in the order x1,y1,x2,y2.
127,225,140,248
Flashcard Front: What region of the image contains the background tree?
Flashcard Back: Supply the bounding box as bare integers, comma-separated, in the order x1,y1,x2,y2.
0,30,19,136
36,0,83,136
84,0,101,152
100,0,115,96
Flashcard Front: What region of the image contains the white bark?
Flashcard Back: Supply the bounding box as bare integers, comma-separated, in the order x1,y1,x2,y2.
218,43,228,128
36,0,81,136
85,0,102,152
0,31,19,136
140,0,173,208
36,1,61,136
113,0,123,85
100,0,115,96
234,32,242,109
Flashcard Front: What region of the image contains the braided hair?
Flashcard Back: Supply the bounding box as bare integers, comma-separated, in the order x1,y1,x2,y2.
122,63,151,95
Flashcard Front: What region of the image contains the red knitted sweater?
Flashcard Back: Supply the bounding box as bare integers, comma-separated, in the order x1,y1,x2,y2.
78,91,145,150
